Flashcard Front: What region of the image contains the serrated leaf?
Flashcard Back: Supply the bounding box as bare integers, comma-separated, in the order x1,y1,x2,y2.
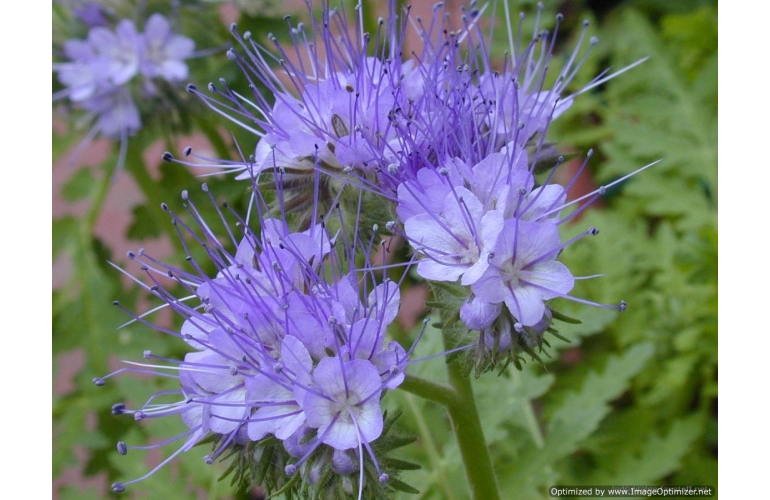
600,8,717,195
588,415,704,484
506,343,654,497
474,366,555,444
641,353,698,406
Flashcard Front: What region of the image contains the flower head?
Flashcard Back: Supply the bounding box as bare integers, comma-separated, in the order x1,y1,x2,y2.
54,13,195,140
98,179,414,497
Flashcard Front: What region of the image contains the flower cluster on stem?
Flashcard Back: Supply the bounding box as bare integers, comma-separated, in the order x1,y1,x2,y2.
100,180,418,497
98,0,653,497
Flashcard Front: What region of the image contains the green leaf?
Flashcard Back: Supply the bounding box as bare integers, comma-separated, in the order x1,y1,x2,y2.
126,204,163,240
600,8,717,196
588,415,704,484
61,167,96,202
505,343,654,497
640,354,699,406
474,366,555,445
546,343,654,455
53,216,78,260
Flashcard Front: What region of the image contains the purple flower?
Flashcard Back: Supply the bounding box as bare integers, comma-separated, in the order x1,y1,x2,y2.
472,220,575,327
404,186,502,285
303,357,384,450
181,1,429,223
54,12,194,142
98,183,412,495
245,335,312,442
73,2,110,27
89,19,142,86
140,14,195,81
55,38,105,102
81,87,141,138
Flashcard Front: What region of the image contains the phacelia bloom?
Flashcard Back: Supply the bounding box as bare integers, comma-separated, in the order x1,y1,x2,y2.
374,1,648,366
169,0,650,369
98,183,415,498
176,0,432,223
92,0,657,495
53,13,195,140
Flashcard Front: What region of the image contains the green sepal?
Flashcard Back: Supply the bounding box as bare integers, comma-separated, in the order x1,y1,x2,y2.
428,279,469,299
378,457,422,471
550,309,583,324
425,300,454,310
547,329,571,343
387,477,421,494
375,434,417,452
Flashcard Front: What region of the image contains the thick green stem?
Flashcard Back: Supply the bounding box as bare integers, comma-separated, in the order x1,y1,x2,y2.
399,356,501,499
443,332,501,500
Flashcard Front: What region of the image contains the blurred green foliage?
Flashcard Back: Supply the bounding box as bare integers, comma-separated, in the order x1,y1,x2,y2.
53,0,717,498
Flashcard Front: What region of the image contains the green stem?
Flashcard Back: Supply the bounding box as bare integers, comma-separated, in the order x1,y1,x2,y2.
400,374,456,408
442,330,501,500
74,159,118,376
398,357,501,499
82,159,116,236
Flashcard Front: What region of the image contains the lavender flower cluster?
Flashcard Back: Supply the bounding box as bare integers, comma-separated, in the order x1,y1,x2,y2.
98,0,647,497
102,189,411,495
179,0,638,362
53,12,194,139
